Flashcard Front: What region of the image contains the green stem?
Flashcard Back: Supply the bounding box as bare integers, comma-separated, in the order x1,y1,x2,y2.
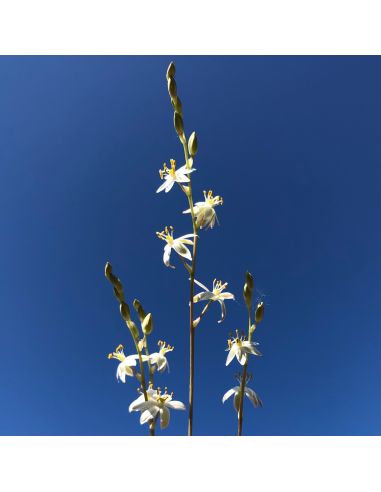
237,312,252,436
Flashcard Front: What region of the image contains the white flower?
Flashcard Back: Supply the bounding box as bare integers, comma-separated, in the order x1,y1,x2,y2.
226,333,262,366
193,278,235,323
183,190,223,230
156,226,196,268
156,159,195,193
222,386,263,413
129,388,186,430
142,340,174,373
107,344,139,383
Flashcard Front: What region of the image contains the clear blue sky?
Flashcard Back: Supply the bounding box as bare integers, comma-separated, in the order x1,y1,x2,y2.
0,56,380,436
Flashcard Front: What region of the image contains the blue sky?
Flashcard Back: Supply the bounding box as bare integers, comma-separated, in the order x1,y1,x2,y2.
0,56,380,435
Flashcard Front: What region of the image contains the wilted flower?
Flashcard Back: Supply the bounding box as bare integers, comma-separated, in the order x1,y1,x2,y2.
142,340,174,372
156,226,196,268
193,278,235,323
129,387,186,429
222,374,262,413
226,332,262,366
156,159,195,193
183,190,223,230
107,344,139,383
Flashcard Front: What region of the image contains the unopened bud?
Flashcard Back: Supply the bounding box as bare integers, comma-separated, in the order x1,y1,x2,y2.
245,271,254,291
114,286,124,303
166,61,176,79
168,77,177,99
105,262,113,280
133,299,146,323
174,112,184,137
120,302,131,321
171,96,182,115
249,323,256,335
243,283,252,310
255,302,264,324
142,313,153,335
127,320,139,339
188,131,198,157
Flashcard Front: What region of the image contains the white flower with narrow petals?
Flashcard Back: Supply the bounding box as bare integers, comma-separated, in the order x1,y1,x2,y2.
156,226,196,268
225,332,262,366
222,375,262,414
142,340,174,373
107,344,139,383
183,190,223,230
193,278,235,323
129,387,186,430
156,159,195,193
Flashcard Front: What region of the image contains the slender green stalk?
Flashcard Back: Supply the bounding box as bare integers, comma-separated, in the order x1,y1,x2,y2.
237,312,252,436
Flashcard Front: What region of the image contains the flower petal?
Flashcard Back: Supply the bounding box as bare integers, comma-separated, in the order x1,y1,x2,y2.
222,387,236,403
193,291,214,303
166,400,186,410
163,243,175,269
193,279,210,292
225,347,236,366
160,407,170,429
164,179,175,193
173,241,192,261
217,299,226,323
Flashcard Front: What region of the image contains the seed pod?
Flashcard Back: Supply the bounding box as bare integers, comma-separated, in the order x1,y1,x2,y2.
127,319,139,339
245,271,254,291
243,283,252,310
120,301,131,322
174,112,184,137
133,299,146,323
168,77,177,99
255,301,264,324
142,313,153,335
188,131,198,157
166,61,176,79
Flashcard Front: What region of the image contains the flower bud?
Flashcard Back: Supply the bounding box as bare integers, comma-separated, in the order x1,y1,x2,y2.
171,96,182,115
243,283,252,310
120,301,131,322
133,298,146,323
142,313,153,335
114,286,124,303
105,262,113,280
168,77,177,99
255,301,264,324
166,61,176,79
188,131,198,157
245,271,254,291
127,319,139,339
174,111,184,137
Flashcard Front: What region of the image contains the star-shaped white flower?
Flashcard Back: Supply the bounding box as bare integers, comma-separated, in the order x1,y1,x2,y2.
107,344,139,383
156,159,195,193
183,190,223,230
156,226,196,268
142,340,174,373
193,278,235,323
226,333,262,366
222,374,262,413
129,387,186,430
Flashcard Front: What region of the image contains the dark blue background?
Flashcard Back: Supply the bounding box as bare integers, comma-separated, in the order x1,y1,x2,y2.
0,56,380,435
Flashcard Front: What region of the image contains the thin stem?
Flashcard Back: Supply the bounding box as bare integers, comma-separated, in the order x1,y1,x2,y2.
237,311,252,436
193,300,212,328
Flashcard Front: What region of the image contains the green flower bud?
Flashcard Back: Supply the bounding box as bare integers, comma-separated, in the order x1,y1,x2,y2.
168,77,177,99
127,319,139,339
105,262,113,280
243,283,252,310
166,61,176,79
120,301,131,322
188,131,198,157
245,271,254,291
255,302,264,324
171,96,182,115
174,112,184,138
133,298,146,323
142,313,153,335
114,286,124,303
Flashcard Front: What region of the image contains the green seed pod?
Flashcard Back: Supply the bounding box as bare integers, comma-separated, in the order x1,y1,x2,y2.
245,271,254,291
171,96,182,115
127,319,139,339
142,313,153,335
243,283,252,310
166,61,176,79
168,77,177,99
188,131,198,157
133,298,146,323
174,112,184,137
255,301,264,324
120,301,131,322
